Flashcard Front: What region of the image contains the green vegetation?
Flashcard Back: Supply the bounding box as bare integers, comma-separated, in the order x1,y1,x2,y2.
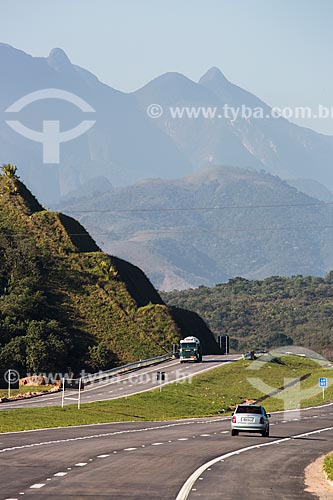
60,166,333,291
1,163,18,179
0,385,53,399
0,356,332,433
162,275,333,356
0,166,218,376
323,454,333,481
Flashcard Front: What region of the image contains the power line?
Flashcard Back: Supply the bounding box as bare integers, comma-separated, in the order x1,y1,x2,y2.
61,200,333,213
2,223,333,237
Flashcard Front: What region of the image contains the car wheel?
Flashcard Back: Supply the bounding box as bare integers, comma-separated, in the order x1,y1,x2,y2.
231,429,239,436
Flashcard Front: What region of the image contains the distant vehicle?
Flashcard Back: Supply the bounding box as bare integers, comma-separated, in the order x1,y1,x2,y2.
231,404,270,437
179,336,202,363
242,351,256,360
254,349,268,355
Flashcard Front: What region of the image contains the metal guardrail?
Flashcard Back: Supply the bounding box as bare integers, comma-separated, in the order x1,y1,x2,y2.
81,353,174,385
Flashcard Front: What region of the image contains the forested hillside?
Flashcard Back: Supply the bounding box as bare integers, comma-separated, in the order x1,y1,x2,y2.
0,165,219,376
59,166,333,290
162,275,333,357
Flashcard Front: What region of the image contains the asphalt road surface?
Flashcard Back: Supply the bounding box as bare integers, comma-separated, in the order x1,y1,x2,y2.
2,403,333,499
0,355,238,410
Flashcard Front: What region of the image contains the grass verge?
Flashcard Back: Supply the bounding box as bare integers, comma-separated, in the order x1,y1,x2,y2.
323,454,333,481
0,356,332,433
0,385,54,399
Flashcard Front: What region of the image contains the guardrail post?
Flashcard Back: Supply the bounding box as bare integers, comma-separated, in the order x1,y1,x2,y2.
81,353,173,386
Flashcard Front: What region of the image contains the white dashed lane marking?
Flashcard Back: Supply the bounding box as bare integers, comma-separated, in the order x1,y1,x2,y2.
6,409,333,500
175,426,333,500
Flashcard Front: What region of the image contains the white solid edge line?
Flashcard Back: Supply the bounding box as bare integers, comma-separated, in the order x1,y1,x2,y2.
0,359,237,434
0,414,229,437
83,358,240,404
1,398,332,437
0,359,180,407
0,420,226,454
1,356,330,436
175,426,333,500
0,357,182,408
0,356,235,410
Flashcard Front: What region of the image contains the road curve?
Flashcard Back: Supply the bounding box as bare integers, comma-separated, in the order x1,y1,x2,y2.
0,355,238,410
1,403,333,499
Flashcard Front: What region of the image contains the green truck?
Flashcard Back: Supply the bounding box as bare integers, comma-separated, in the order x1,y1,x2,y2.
179,336,202,363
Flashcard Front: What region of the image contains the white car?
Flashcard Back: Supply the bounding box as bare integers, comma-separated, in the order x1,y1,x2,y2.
231,404,270,437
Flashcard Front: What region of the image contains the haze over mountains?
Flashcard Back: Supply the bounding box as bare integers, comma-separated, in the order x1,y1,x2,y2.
0,43,192,203
59,166,333,291
2,43,333,204
2,43,333,290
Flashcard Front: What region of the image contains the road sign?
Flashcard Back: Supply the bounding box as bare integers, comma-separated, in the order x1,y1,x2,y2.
319,377,327,387
156,371,165,381
319,377,327,400
218,335,230,354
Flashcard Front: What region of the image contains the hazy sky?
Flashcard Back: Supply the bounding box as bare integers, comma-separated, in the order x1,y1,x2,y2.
2,0,333,134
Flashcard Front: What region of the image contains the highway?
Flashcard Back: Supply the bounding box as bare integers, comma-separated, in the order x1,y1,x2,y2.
0,355,238,410
2,403,333,499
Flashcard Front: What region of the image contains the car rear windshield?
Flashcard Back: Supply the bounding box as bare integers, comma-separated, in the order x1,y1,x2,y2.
236,406,262,414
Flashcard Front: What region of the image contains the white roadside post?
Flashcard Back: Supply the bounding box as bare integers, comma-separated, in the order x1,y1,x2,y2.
7,369,11,399
78,378,82,410
61,377,65,408
61,378,82,410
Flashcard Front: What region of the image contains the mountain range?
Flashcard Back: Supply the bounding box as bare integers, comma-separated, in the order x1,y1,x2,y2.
2,43,333,205
3,43,333,291
58,166,333,291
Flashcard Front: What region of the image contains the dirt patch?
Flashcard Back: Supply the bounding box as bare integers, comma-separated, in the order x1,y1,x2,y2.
305,453,333,499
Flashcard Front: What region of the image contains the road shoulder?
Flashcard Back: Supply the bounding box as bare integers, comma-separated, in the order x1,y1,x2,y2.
305,452,333,499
